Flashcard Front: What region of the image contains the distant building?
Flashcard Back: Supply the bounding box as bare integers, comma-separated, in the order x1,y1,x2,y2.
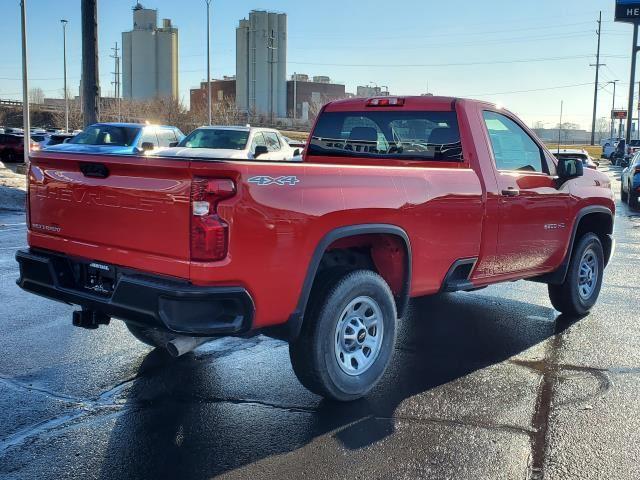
190,77,237,112
356,85,389,97
286,75,346,120
236,11,287,118
122,3,178,100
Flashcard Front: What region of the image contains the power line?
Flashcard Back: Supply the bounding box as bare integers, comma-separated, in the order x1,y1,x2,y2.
463,82,594,97
288,54,624,68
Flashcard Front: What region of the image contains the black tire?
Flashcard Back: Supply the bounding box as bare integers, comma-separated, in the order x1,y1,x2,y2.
2,149,16,163
621,182,629,202
289,269,397,401
126,323,169,348
548,233,604,317
630,190,640,209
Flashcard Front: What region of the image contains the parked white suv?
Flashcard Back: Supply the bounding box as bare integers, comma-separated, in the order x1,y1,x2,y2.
156,126,301,161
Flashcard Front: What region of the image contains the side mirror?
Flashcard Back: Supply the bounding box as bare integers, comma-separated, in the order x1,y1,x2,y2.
141,142,155,152
63,138,70,143
254,145,268,158
557,157,584,181
293,148,300,156
169,142,178,147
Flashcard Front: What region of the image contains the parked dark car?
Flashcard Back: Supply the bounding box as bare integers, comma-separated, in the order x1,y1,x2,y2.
621,151,640,208
612,139,626,166
0,134,37,162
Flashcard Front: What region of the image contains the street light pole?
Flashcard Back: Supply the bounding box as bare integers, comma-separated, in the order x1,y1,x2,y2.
20,0,30,164
205,0,212,125
627,23,639,146
61,19,69,132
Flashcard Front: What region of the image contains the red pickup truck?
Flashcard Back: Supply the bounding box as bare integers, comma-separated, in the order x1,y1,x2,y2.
16,96,615,401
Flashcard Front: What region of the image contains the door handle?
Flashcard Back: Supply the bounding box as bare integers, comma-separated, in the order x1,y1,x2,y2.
501,188,520,197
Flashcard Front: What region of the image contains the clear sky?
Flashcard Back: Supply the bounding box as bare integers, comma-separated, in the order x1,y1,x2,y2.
0,0,636,130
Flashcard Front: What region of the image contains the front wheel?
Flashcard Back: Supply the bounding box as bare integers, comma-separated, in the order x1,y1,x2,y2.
289,270,397,401
548,233,604,316
621,182,629,202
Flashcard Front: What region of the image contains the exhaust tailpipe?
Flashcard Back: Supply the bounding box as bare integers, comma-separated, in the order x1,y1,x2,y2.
165,335,214,357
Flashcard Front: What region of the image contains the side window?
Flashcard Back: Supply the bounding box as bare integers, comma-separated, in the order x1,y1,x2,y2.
251,132,267,153
483,111,546,173
139,128,159,147
157,129,176,147
264,132,281,151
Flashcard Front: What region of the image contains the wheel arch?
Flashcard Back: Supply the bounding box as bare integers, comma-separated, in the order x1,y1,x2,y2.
533,205,614,285
283,224,412,342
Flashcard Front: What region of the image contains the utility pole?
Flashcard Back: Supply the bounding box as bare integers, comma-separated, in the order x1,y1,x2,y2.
20,0,30,164
293,72,297,120
81,0,99,127
590,11,604,146
61,19,68,132
558,100,563,154
268,29,276,125
110,42,120,122
607,80,619,140
627,24,639,145
205,0,212,125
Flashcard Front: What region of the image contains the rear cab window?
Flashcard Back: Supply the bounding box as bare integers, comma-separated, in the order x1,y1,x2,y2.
70,125,140,147
308,110,463,161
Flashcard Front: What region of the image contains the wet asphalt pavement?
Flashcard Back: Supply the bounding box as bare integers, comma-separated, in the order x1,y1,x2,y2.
0,162,638,479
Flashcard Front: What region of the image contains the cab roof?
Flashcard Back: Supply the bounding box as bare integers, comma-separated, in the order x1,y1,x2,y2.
323,95,491,112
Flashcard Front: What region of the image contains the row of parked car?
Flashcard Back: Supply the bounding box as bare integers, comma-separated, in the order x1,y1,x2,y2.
0,122,307,163
600,137,640,166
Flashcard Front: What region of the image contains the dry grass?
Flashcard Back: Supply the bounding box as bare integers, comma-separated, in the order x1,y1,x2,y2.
545,144,604,158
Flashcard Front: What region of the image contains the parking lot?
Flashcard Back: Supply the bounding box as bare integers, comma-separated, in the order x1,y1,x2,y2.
0,161,638,479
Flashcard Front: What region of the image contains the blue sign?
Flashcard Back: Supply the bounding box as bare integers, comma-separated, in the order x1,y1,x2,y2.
616,0,640,22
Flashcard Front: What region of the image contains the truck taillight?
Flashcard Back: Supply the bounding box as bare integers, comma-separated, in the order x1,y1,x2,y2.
190,177,236,262
366,97,405,107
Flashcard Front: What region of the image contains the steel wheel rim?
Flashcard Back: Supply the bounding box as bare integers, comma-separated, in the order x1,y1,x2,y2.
578,248,598,300
334,296,384,376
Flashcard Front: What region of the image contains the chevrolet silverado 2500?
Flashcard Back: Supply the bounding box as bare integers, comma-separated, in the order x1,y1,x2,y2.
16,96,615,401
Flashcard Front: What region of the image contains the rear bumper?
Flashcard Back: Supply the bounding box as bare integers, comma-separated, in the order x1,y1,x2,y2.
15,249,254,336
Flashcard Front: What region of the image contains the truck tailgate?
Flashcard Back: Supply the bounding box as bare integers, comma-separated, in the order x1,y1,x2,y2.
28,152,192,276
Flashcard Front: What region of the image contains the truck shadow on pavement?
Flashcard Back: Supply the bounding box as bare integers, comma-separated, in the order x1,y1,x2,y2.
99,290,576,479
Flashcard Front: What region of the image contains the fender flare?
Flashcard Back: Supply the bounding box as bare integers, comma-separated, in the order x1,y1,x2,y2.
285,224,412,341
532,205,614,285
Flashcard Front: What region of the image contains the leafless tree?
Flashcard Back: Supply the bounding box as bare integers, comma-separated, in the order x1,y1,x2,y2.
28,87,45,105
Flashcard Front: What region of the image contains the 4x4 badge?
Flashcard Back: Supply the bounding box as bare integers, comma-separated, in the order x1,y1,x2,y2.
248,176,299,186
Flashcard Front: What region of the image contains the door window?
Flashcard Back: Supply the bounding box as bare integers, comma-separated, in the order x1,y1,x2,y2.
139,128,159,147
157,129,177,147
264,132,281,152
251,132,267,153
483,111,546,173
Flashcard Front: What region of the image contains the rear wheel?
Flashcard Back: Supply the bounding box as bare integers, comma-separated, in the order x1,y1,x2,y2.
2,149,17,163
548,233,604,316
289,269,397,401
629,188,640,209
126,323,169,348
